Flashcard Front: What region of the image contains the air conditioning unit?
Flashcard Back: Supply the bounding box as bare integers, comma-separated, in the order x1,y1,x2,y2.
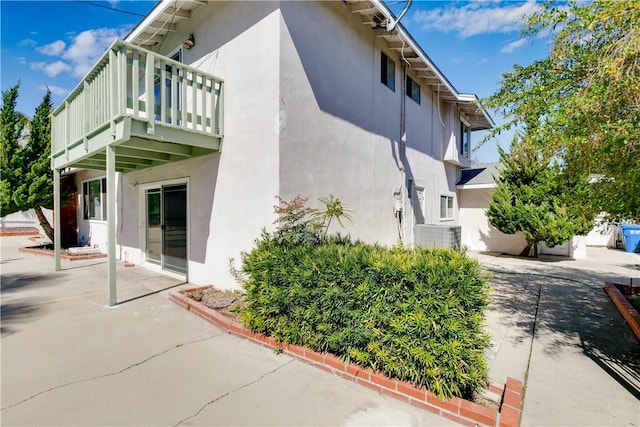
414,224,461,249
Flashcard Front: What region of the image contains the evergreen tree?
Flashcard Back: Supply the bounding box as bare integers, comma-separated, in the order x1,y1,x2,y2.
0,83,28,216
1,84,57,243
487,144,596,257
23,90,55,241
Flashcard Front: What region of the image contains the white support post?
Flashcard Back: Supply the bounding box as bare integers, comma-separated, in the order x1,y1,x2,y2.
106,144,117,306
145,52,155,134
53,168,61,271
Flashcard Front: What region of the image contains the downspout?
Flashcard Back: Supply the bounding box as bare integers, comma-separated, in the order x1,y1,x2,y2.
399,63,407,245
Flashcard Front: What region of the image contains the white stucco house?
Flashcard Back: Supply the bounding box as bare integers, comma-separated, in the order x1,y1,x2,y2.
50,0,493,304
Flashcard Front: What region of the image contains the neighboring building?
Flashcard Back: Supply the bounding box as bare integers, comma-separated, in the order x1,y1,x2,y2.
51,0,493,303
457,164,616,258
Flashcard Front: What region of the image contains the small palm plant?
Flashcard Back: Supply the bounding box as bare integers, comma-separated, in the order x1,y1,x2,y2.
313,194,353,236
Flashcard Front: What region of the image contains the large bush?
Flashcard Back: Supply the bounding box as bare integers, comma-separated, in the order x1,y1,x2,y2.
234,196,490,399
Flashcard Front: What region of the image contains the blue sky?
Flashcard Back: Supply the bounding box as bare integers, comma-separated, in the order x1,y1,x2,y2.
1,0,550,163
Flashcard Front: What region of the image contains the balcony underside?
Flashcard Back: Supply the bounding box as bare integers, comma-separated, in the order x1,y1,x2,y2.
52,115,221,173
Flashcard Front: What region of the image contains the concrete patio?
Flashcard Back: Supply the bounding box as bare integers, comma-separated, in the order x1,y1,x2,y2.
2,235,639,426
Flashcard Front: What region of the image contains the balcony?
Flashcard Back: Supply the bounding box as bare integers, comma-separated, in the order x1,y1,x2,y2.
51,39,224,172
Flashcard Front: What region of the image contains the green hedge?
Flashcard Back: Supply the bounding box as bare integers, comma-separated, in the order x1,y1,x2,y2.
233,197,491,399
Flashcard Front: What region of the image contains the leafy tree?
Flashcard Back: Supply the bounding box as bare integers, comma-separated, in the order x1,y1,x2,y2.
485,0,640,222
487,144,596,257
1,84,57,242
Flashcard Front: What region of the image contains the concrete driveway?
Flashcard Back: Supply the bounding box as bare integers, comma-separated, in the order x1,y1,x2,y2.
1,236,455,426
476,248,640,426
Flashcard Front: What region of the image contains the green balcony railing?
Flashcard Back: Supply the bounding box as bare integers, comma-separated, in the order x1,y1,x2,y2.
51,39,224,158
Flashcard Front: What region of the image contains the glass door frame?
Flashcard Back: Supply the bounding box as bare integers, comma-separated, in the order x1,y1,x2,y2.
138,177,189,280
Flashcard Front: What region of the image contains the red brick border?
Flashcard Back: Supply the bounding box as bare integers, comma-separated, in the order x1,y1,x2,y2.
170,286,524,427
604,282,640,340
18,247,107,261
0,228,40,237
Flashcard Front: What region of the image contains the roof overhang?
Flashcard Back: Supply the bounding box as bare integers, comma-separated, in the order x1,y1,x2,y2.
126,0,495,131
348,0,494,131
125,0,207,48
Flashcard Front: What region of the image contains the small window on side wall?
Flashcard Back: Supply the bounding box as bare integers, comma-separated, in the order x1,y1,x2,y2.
460,121,471,158
406,76,420,104
381,52,395,91
440,195,454,220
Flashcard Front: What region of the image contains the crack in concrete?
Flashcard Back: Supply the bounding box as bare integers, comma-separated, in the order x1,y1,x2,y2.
173,359,295,426
0,333,223,411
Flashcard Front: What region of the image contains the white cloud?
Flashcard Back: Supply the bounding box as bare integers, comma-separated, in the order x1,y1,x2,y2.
412,0,541,38
39,85,69,97
63,28,127,78
501,38,528,53
19,38,37,47
37,40,66,56
30,60,72,77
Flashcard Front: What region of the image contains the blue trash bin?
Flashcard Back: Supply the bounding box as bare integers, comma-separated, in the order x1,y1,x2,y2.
621,224,640,253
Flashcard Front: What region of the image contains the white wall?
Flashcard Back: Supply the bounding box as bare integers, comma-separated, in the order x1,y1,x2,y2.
74,169,113,251
78,1,480,290
585,214,616,247
458,187,528,255
1,208,53,235
118,1,281,289
278,1,462,247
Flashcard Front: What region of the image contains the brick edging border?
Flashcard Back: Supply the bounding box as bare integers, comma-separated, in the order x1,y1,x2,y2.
18,247,108,261
604,282,640,340
0,231,41,237
169,286,524,427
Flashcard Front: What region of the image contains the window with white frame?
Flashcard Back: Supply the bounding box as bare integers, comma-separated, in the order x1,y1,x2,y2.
381,51,395,91
440,195,454,220
83,178,107,220
460,120,471,158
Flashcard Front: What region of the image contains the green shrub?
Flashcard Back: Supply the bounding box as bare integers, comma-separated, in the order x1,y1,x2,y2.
234,196,491,399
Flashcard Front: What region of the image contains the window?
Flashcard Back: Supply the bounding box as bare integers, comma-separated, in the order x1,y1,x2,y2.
440,195,454,220
460,121,471,158
406,76,420,104
381,52,395,91
83,178,107,220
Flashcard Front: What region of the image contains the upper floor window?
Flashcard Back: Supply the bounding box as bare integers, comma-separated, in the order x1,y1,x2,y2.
460,121,471,158
381,52,395,91
406,76,420,104
83,177,107,221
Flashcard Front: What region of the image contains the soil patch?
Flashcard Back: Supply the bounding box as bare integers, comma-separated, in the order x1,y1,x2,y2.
186,287,245,321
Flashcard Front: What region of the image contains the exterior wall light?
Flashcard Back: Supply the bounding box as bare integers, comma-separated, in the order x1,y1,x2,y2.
183,33,195,49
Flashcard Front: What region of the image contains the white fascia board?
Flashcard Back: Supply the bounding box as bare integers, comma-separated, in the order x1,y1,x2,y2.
458,93,496,129
370,0,458,97
125,0,171,43
370,1,494,128
456,183,497,190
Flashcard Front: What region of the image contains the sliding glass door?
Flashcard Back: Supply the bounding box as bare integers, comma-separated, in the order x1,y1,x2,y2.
145,183,187,275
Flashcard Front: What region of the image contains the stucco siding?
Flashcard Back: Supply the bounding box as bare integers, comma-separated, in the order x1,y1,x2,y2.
458,187,528,254
278,1,461,246
119,1,281,289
